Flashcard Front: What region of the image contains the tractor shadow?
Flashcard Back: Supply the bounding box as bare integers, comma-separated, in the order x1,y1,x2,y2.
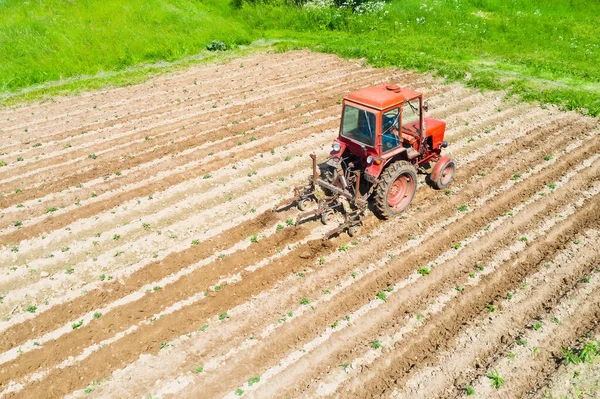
419,161,439,190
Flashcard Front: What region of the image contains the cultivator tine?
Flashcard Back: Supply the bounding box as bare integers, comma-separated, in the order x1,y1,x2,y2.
273,197,296,211
322,209,363,240
273,186,312,212
323,223,345,240
276,152,366,239
296,208,320,224
273,199,292,212
296,196,332,224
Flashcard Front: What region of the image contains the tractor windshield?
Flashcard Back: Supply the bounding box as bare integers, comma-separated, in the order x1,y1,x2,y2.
340,104,376,147
402,98,421,128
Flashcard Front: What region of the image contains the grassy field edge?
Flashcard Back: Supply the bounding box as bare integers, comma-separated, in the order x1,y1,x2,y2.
0,0,598,115
0,40,283,106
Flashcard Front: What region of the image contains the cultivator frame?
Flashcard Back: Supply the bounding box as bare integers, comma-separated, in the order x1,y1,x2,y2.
274,154,367,239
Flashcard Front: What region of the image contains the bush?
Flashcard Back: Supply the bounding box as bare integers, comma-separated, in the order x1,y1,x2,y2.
206,40,229,51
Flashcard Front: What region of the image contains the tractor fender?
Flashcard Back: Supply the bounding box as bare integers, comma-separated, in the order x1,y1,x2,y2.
365,149,409,181
364,162,385,181
431,156,452,182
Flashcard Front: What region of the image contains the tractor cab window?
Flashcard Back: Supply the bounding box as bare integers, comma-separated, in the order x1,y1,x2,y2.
340,105,376,147
382,108,400,152
402,98,421,132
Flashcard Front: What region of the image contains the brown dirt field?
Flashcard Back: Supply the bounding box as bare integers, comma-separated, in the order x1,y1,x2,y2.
0,50,598,399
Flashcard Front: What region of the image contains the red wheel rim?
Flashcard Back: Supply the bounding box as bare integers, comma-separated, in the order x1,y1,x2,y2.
387,173,415,211
441,162,454,185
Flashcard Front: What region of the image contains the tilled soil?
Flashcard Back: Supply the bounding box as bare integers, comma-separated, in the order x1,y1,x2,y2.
0,50,598,399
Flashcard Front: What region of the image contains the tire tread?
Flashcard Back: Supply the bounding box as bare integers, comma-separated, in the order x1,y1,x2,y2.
374,161,417,219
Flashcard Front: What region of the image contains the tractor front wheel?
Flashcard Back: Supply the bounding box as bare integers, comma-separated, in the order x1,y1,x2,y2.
374,161,418,219
430,157,456,190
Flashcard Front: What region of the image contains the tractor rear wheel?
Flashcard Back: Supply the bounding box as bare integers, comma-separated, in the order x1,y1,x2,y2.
430,157,456,190
374,161,417,219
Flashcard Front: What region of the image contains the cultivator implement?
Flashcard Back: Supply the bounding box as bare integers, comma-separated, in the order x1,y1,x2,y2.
273,154,367,239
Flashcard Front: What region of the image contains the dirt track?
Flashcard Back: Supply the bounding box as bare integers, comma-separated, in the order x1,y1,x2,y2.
0,50,598,398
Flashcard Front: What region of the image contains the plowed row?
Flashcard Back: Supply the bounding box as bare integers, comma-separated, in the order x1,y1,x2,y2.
0,50,598,399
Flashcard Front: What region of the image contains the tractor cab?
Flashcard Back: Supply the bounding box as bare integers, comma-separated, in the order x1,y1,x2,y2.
330,84,447,183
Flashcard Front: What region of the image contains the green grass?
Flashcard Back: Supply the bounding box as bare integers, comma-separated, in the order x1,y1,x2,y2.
0,0,251,91
0,0,598,115
487,369,504,388
245,0,600,115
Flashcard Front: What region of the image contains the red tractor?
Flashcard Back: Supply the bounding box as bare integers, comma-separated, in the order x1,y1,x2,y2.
276,83,455,238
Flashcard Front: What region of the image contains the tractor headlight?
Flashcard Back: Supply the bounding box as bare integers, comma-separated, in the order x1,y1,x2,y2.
366,155,374,165
332,142,341,152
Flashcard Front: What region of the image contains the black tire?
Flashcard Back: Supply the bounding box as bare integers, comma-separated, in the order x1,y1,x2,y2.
374,161,418,219
430,158,456,190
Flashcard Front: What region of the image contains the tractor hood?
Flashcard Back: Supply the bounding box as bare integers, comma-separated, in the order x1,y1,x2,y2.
425,117,445,135
424,117,446,147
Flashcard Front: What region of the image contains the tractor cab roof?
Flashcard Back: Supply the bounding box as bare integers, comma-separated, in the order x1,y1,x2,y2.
345,84,421,110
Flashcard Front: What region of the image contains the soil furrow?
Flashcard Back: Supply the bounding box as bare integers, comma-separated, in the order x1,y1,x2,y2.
1,80,440,245
465,265,600,399
13,111,596,399
0,103,578,353
530,325,600,399
0,85,528,272
0,50,316,127
0,140,328,297
343,199,600,398
0,224,314,388
2,237,339,398
186,137,600,398
251,157,600,399
0,78,460,237
0,68,400,204
0,70,421,211
2,50,599,399
0,115,336,249
1,108,584,358
1,52,346,140
392,228,600,398
0,129,331,280
95,113,597,399
146,150,597,398
0,51,326,140
0,210,288,352
0,62,382,182
0,90,572,255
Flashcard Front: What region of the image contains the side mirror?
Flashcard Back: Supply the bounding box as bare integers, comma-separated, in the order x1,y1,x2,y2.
423,101,429,113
